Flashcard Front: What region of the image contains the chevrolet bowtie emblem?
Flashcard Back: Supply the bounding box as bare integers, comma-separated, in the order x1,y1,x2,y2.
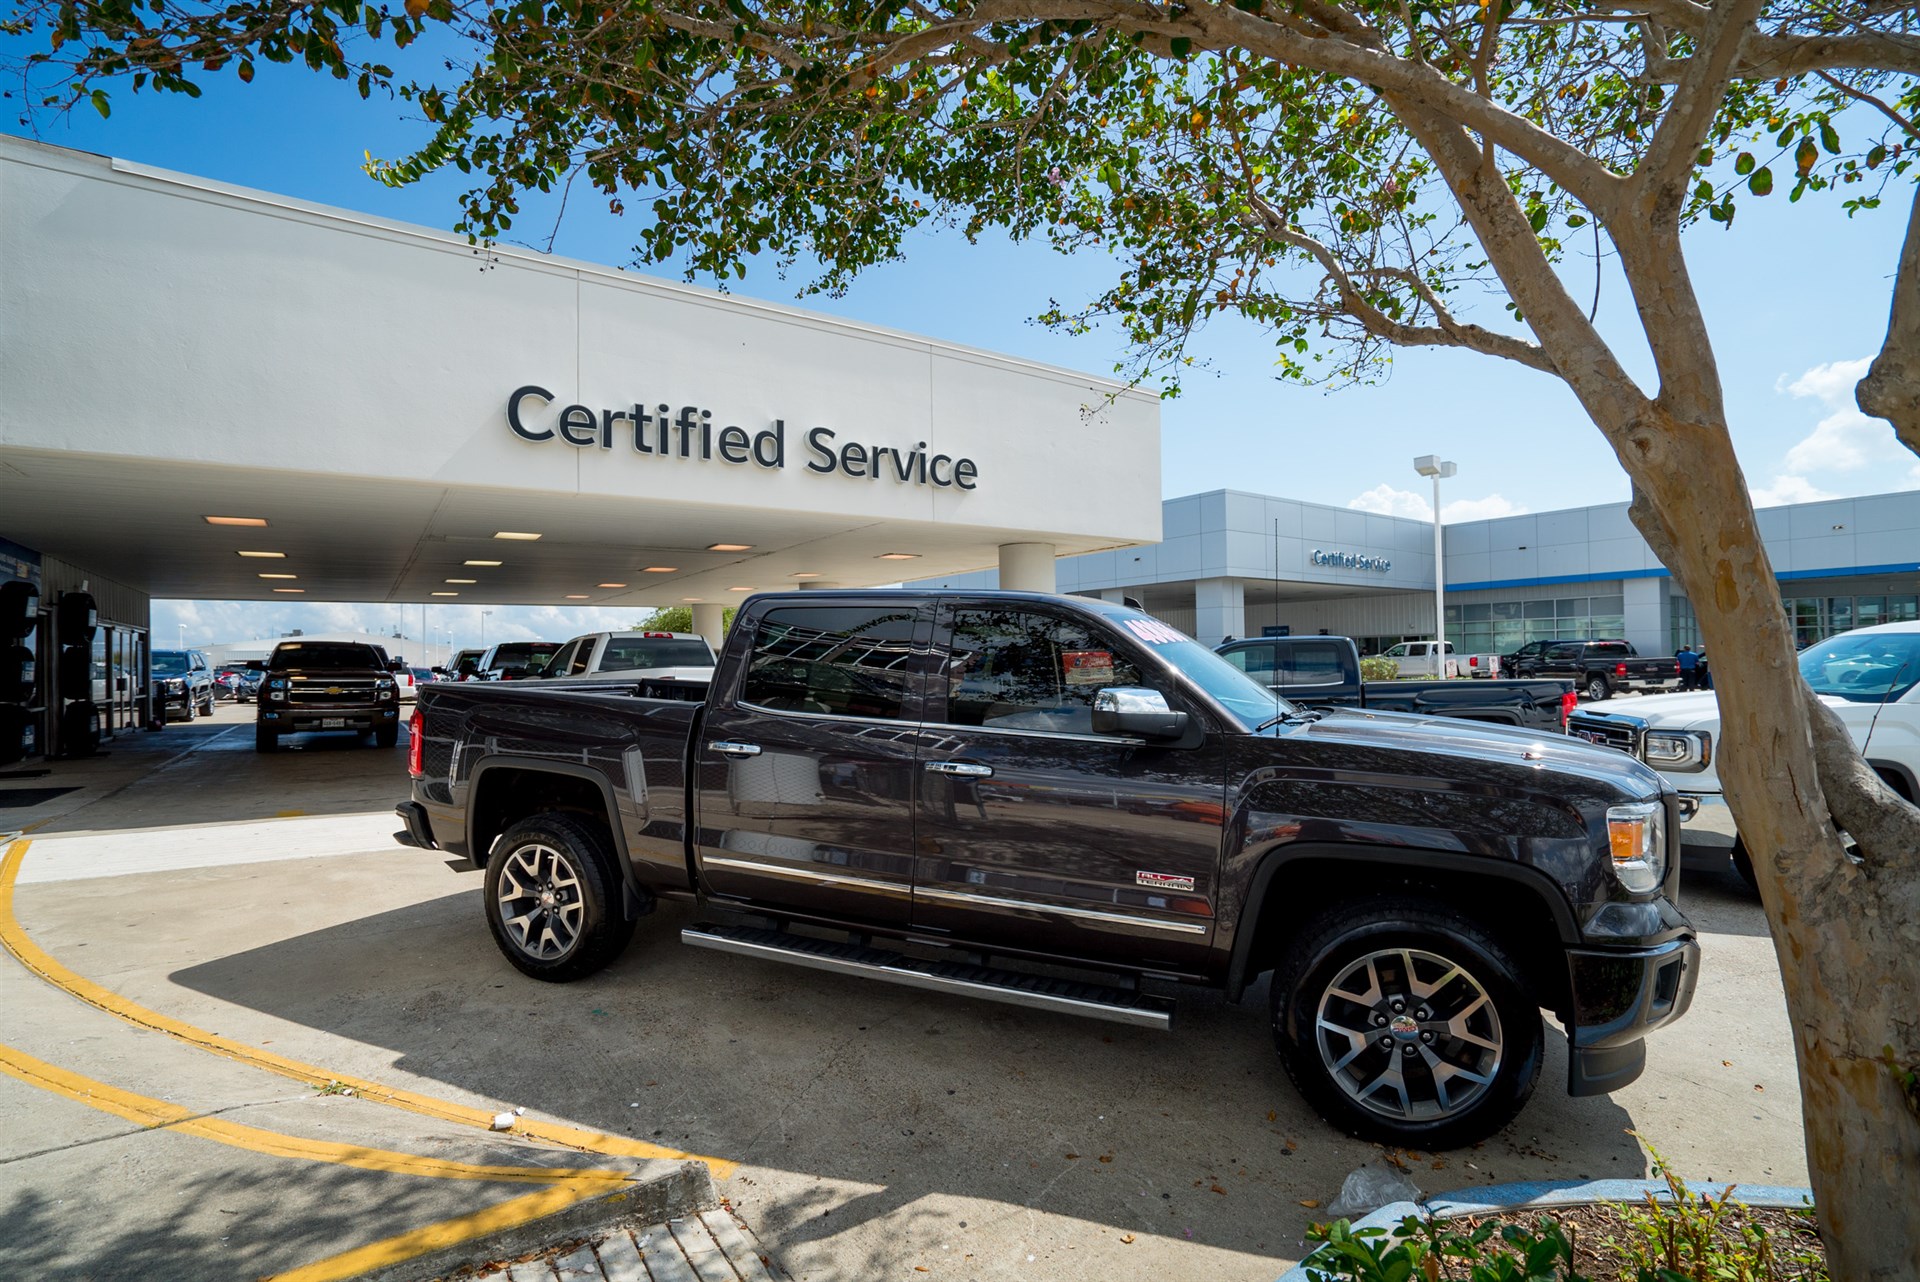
326,686,343,694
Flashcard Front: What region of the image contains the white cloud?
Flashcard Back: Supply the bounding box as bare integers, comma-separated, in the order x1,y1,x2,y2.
1777,356,1907,475
1781,356,1871,406
1348,484,1432,520
153,600,664,659
1749,475,1837,508
1346,486,1527,523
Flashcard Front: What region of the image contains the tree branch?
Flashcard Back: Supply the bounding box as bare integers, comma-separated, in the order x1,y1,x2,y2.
1857,181,1920,455
1636,0,1769,201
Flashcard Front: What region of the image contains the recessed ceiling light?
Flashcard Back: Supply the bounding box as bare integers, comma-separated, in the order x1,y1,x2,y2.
445,578,477,584
643,566,677,573
877,552,921,561
272,587,304,594
494,531,542,541
565,594,590,599
682,598,702,603
204,515,267,527
728,586,754,592
708,543,752,552
790,572,821,579
237,550,286,559
257,573,297,580
432,591,459,597
597,582,628,589
464,559,503,567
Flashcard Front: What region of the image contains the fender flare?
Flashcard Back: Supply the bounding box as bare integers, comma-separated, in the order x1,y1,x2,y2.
1224,841,1582,1002
467,754,649,919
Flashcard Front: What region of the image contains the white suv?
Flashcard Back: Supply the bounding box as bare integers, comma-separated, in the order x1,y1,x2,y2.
1565,620,1920,888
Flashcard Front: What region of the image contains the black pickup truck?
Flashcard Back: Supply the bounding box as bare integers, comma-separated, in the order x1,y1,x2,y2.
1506,640,1680,702
397,590,1697,1147
1215,636,1576,731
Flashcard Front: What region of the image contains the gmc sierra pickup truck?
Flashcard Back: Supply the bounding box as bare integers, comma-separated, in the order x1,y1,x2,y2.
1506,639,1681,701
397,591,1698,1148
1215,636,1577,731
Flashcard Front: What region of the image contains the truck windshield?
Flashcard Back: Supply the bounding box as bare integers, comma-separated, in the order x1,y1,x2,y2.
271,643,382,670
1082,605,1298,730
151,652,190,675
1798,631,1920,703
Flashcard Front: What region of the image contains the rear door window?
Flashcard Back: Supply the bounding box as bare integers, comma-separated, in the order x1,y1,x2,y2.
742,606,921,720
941,607,1148,734
1218,643,1278,684
1276,641,1346,686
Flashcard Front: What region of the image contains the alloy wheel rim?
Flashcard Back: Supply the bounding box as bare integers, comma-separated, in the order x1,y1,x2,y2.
1313,946,1504,1123
495,843,586,960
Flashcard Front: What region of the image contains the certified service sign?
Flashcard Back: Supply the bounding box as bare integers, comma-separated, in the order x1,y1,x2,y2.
1311,549,1393,572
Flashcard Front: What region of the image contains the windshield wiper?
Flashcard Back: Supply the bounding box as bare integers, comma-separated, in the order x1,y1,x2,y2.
1255,708,1323,732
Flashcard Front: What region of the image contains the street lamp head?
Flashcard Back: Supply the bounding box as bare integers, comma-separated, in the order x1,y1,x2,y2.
1413,455,1458,479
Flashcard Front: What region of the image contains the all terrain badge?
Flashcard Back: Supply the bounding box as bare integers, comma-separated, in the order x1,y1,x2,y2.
1136,871,1196,892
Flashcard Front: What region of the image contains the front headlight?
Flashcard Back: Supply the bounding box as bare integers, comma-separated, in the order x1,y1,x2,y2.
1606,801,1668,892
1643,730,1711,772
376,679,396,700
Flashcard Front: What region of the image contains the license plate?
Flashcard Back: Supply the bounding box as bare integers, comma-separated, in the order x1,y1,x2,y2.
321,718,346,729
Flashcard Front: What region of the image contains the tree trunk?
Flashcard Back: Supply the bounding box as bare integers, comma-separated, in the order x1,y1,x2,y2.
1857,181,1920,455
1615,402,1920,1280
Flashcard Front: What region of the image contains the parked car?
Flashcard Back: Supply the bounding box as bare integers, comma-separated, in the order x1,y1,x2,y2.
1377,639,1456,677
151,649,216,720
399,589,1698,1149
251,640,402,751
473,641,563,681
1567,620,1920,889
534,630,716,698
1500,639,1585,677
1517,640,1681,702
1215,635,1576,731
215,664,262,702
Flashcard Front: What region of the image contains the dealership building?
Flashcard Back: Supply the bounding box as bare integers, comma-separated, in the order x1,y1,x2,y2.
4,133,1918,761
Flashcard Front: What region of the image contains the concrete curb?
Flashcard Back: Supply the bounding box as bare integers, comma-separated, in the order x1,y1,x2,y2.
1274,1177,1815,1282
354,1160,720,1282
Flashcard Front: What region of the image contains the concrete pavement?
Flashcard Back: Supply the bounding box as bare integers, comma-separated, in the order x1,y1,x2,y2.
1,705,1809,1280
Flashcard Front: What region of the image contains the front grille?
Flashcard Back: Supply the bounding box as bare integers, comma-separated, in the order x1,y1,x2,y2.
1566,713,1641,757
289,683,378,706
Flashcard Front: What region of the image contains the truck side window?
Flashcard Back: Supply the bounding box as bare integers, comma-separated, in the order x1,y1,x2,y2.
567,641,593,676
944,609,1146,734
1220,644,1278,685
545,640,579,677
1277,641,1345,686
742,607,919,720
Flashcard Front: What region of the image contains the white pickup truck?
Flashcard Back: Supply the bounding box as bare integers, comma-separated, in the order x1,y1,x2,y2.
531,630,717,699
1565,620,1920,888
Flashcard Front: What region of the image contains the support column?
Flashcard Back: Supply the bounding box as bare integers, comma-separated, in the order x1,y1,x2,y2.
998,543,1057,593
1620,577,1672,655
691,603,726,651
1195,578,1246,646
1099,589,1128,604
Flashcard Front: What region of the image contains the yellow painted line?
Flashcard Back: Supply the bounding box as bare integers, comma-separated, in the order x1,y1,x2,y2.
0,838,736,1178
0,1041,631,1186
263,1181,625,1282
274,809,309,818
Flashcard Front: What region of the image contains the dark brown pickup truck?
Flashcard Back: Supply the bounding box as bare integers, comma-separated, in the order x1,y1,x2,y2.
397,590,1698,1148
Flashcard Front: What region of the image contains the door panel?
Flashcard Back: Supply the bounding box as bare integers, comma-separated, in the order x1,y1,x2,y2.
694,602,933,928
910,604,1222,971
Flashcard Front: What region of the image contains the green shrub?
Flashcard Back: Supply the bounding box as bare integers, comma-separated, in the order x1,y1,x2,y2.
1360,655,1400,681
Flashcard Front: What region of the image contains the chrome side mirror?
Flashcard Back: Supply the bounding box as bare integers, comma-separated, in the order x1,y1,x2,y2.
1092,687,1188,739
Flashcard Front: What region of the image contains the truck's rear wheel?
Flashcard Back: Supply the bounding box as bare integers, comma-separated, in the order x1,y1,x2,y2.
1272,900,1542,1149
484,814,634,982
1584,675,1611,701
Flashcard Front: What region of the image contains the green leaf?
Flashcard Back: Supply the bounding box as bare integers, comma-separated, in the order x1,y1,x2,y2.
1820,120,1841,155
1748,166,1773,196
1868,145,1888,169
90,88,109,119
1734,151,1755,176
1169,36,1192,58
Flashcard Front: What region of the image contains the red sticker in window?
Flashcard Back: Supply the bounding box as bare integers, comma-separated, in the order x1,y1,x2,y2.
1062,650,1115,685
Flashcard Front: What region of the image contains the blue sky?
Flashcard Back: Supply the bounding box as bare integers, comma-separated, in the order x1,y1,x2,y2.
7,42,1917,653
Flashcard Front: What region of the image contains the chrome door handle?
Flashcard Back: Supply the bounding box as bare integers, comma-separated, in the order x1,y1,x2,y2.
924,760,993,778
708,741,763,758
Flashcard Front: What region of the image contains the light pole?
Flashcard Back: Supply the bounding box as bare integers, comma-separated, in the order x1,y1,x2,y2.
481,610,494,648
1413,455,1456,672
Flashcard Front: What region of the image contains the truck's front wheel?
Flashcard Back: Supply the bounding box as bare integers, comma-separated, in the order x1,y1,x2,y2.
1584,674,1611,701
1272,900,1542,1149
484,814,635,982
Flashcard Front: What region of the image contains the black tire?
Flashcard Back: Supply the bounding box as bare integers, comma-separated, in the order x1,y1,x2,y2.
1584,674,1611,701
200,694,215,716
254,722,277,753
483,813,635,982
1730,842,1759,895
1272,899,1543,1149
373,724,399,748
181,696,196,722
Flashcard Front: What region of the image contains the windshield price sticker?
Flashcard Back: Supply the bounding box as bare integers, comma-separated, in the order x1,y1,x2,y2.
1123,618,1187,646
1062,650,1115,685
